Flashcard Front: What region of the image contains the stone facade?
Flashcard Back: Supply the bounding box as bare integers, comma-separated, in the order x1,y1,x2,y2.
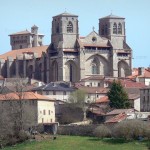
140,87,150,112
9,25,44,50
0,12,132,83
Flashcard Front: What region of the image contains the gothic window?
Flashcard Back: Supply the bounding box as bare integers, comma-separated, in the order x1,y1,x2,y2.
113,23,117,34
91,58,99,74
105,24,108,34
118,23,122,34
67,21,73,33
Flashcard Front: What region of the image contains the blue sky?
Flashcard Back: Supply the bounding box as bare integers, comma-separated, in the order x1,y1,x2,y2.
0,0,150,67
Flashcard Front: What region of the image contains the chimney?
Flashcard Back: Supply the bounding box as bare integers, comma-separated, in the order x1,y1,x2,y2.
138,67,144,76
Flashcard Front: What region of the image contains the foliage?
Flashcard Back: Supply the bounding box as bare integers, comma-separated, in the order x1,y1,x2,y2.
68,89,86,105
58,104,83,124
113,120,149,140
68,89,87,120
58,125,96,136
93,125,111,138
107,80,130,109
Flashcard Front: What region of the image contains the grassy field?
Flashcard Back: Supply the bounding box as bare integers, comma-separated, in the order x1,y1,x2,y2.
3,136,149,150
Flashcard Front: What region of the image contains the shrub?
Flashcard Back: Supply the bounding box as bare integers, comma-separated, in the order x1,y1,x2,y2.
18,130,31,142
113,120,149,140
93,125,111,138
58,125,97,136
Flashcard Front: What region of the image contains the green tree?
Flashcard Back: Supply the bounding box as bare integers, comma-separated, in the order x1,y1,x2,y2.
107,80,130,109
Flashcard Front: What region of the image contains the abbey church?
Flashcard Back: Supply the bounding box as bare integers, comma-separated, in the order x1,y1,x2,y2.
0,12,132,83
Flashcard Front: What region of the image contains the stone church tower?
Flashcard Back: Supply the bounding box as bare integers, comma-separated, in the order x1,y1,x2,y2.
49,12,80,82
0,12,132,83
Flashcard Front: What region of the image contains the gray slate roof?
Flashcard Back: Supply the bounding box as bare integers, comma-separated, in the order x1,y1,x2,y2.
100,14,125,19
32,82,75,92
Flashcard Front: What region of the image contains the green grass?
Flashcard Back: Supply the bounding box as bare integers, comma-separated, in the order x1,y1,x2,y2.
3,136,149,150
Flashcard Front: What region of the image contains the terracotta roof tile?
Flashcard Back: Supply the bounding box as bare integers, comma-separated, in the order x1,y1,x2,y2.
0,45,48,60
96,96,109,103
0,92,54,101
106,109,135,116
105,113,127,123
9,30,32,36
81,75,105,81
77,86,109,94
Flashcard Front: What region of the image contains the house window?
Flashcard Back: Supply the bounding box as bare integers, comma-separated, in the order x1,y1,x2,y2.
42,118,44,123
67,21,73,33
51,119,53,122
43,110,46,115
113,23,117,34
20,45,22,49
53,91,56,95
63,91,66,95
46,91,49,95
49,110,51,115
98,83,100,87
90,83,92,87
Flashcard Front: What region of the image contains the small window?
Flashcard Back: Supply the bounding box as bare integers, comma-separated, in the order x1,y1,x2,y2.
63,91,66,95
42,118,44,123
49,110,51,115
98,83,100,87
118,23,122,34
113,23,117,34
46,91,49,95
43,110,46,115
92,37,97,42
67,21,73,33
53,91,56,95
51,119,53,122
20,45,22,49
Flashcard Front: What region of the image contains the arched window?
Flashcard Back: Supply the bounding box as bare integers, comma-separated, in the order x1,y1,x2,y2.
67,21,73,33
118,23,122,34
91,58,99,74
105,24,108,34
113,23,117,34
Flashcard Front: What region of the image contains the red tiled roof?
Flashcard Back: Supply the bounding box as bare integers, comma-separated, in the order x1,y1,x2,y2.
9,30,32,36
106,109,135,116
128,68,150,78
0,92,54,101
105,113,127,123
96,96,109,103
106,79,146,88
77,86,109,94
128,94,140,100
0,45,48,60
81,75,105,81
0,75,4,80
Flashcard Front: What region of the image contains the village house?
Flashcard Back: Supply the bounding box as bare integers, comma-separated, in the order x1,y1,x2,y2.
0,92,55,130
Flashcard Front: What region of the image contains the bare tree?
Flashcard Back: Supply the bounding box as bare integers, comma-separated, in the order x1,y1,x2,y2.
68,89,87,121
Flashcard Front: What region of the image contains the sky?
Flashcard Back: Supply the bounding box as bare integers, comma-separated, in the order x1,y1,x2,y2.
0,0,150,68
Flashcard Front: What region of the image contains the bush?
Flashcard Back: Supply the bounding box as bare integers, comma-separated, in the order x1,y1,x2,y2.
113,120,149,140
93,125,111,138
58,125,97,136
18,130,31,142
